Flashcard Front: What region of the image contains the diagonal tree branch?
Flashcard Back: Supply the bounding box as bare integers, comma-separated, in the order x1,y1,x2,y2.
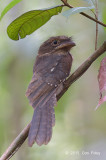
61,0,106,27
0,41,106,160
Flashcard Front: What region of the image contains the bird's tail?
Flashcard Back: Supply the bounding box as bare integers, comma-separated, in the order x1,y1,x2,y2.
26,74,57,146
28,95,56,147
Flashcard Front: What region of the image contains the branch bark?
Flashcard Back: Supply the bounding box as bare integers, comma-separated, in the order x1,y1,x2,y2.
61,0,106,27
0,41,106,160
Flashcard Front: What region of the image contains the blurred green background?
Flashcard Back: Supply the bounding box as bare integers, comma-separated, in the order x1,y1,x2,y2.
0,0,106,160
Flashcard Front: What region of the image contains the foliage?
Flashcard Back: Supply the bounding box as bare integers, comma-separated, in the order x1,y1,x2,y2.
0,0,97,40
0,0,22,20
62,6,94,17
62,0,95,17
7,6,63,40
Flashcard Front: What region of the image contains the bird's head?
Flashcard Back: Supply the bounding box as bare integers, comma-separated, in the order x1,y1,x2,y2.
38,36,76,55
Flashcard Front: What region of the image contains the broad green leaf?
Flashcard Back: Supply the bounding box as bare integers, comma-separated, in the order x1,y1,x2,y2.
7,6,63,40
0,0,22,21
62,6,95,18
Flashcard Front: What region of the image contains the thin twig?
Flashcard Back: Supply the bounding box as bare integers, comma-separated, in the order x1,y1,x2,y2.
95,0,98,50
0,41,106,160
61,0,106,27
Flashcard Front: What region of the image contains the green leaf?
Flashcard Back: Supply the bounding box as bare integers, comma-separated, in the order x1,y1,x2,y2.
62,6,95,18
63,0,95,18
0,0,22,21
7,6,63,40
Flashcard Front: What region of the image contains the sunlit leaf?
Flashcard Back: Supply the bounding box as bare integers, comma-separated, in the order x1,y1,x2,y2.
0,0,22,21
95,57,106,110
62,5,95,17
62,0,95,18
7,6,63,40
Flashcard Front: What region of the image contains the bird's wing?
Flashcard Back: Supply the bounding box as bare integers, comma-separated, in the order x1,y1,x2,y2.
26,73,56,107
26,53,72,108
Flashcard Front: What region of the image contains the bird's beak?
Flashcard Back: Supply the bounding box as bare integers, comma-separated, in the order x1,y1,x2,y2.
55,41,76,50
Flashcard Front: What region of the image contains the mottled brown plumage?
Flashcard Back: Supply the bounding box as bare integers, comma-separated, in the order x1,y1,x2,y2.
26,36,76,147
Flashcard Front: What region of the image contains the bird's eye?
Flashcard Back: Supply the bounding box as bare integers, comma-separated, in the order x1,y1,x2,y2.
53,40,58,44
51,40,60,46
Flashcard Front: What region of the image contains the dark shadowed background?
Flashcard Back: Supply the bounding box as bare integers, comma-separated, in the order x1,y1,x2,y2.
0,0,106,160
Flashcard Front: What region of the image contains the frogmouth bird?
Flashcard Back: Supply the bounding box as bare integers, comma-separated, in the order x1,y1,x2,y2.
26,36,76,147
